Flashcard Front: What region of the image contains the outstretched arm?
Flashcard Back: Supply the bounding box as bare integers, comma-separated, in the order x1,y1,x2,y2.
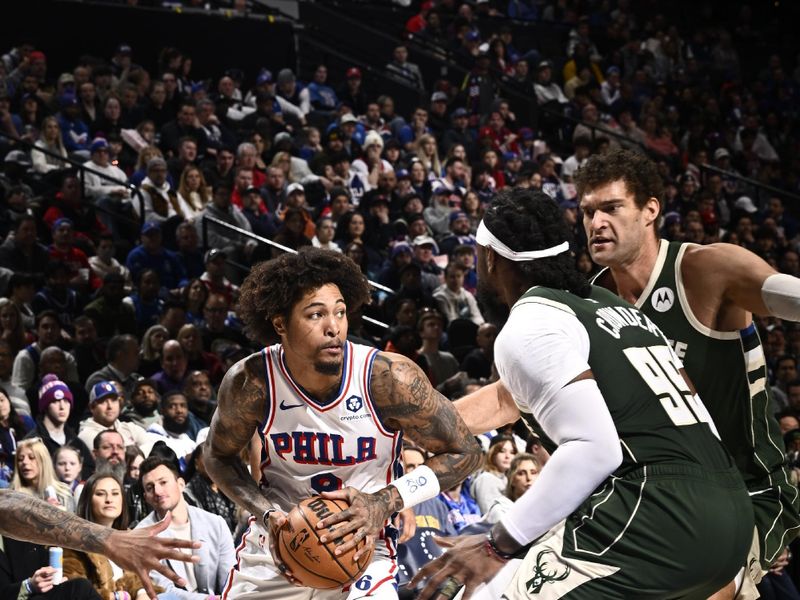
318,352,483,558
0,490,199,600
454,380,521,434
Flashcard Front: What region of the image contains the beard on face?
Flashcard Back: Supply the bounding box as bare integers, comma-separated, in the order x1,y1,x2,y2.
133,399,158,416
163,413,190,435
314,359,342,376
477,279,509,328
95,457,126,481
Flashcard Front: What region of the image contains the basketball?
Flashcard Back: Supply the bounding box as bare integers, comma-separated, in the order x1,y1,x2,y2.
278,496,374,589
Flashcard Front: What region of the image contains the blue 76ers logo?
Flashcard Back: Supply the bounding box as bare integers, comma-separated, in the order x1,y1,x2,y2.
346,395,363,413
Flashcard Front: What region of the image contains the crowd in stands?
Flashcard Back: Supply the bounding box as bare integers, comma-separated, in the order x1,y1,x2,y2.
0,0,799,596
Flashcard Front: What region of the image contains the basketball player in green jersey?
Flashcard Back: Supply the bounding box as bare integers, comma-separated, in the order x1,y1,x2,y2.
576,149,800,598
411,189,752,599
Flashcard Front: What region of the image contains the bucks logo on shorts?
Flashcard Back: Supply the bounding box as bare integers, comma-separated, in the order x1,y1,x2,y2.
525,549,571,593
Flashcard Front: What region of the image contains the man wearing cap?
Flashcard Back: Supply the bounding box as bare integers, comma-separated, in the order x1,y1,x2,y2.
275,68,310,116
502,151,523,187
339,66,368,117
577,149,800,595
199,249,238,304
79,380,154,455
83,137,130,200
438,210,477,257
56,92,90,155
126,221,186,291
442,107,477,157
428,91,450,139
412,234,443,280
276,182,316,239
25,374,95,479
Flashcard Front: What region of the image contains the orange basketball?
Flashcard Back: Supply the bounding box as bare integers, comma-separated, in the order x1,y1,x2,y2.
278,496,374,589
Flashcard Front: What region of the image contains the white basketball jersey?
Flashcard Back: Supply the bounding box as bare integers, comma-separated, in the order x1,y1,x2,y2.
258,341,404,512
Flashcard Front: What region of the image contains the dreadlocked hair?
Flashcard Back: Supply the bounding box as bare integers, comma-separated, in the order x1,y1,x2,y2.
483,187,591,297
237,247,372,344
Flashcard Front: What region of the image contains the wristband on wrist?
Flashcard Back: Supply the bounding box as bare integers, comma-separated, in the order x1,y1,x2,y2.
391,465,441,509
24,578,33,594
486,528,517,561
262,508,277,529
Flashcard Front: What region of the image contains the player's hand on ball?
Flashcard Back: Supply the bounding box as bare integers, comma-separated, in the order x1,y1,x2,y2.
265,509,301,585
410,534,506,600
318,487,393,561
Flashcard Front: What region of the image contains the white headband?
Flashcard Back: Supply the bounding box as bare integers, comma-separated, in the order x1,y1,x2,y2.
475,220,569,262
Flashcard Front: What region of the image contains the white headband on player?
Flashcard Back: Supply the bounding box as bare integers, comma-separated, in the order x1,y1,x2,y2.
476,220,569,262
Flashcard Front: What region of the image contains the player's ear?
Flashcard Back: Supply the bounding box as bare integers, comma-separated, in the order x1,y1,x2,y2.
643,196,661,228
486,246,497,273
272,315,286,336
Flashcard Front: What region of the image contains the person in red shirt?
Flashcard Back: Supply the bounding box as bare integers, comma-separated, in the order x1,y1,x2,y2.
48,218,101,293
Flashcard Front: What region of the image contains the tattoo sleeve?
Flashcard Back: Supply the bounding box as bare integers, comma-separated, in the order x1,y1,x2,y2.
205,353,273,518
0,489,111,552
371,352,483,498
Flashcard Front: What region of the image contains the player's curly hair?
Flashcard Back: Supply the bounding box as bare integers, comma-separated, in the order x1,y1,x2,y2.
573,149,664,214
483,188,591,297
237,247,371,344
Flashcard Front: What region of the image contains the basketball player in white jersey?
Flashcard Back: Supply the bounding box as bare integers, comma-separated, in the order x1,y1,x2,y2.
204,248,483,599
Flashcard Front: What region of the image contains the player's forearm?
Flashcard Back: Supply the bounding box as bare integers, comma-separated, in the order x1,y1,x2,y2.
424,447,483,492
0,489,111,553
454,380,520,434
203,453,272,518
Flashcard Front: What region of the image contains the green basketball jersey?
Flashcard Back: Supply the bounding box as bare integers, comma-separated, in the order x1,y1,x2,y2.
515,285,733,475
593,239,800,563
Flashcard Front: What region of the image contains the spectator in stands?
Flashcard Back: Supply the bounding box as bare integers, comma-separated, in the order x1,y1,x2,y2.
83,272,138,340
0,298,31,358
386,44,424,90
126,222,186,292
438,210,476,256
124,269,166,334
121,378,161,430
481,452,540,524
173,221,203,281
433,261,483,326
460,322,497,380
176,324,222,385
63,472,152,599
199,293,249,350
159,99,207,158
135,455,235,597
57,93,91,157
470,433,517,514
184,370,216,425
138,157,193,224
89,234,132,288
166,137,198,186
417,308,458,387
194,184,253,263
0,216,47,276
203,146,235,193
12,310,78,395
85,334,141,401
311,215,341,252
91,95,123,140
176,165,211,218
275,68,310,116
147,391,198,458
78,381,151,453
70,315,104,384
31,115,68,174
184,428,237,533
12,437,75,511
138,324,168,378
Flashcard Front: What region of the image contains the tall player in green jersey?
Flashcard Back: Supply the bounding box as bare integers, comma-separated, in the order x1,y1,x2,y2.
410,189,752,599
576,149,800,598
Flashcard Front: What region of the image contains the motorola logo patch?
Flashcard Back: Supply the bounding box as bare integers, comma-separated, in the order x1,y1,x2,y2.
651,287,674,312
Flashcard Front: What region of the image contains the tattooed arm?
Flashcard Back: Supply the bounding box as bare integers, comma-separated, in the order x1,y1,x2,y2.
318,352,483,559
205,353,301,581
204,353,270,519
0,490,199,599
